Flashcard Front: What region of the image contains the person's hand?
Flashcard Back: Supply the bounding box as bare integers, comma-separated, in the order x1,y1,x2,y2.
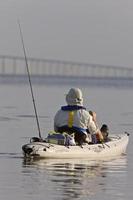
96,131,104,142
89,110,97,122
92,111,97,123
99,134,104,142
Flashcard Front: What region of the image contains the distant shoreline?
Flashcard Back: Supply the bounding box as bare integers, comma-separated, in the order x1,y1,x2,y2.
0,74,133,88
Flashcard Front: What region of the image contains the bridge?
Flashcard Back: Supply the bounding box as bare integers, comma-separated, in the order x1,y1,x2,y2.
0,55,133,86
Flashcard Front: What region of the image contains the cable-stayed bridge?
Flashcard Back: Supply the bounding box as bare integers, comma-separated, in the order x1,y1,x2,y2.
0,55,133,86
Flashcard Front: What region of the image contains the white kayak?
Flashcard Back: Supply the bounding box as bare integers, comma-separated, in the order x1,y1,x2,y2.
22,132,129,159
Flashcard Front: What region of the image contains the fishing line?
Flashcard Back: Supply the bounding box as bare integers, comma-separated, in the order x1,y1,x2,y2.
18,20,42,139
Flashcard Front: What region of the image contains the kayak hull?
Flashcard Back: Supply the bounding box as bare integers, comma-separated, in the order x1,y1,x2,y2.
22,133,129,159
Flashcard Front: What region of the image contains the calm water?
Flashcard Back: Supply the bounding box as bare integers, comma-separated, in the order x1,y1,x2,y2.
0,80,133,200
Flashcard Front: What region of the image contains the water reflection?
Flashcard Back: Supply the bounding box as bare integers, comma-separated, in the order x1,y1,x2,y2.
0,116,18,122
22,156,127,200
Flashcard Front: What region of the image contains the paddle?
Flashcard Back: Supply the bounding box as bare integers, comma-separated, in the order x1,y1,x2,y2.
18,21,42,140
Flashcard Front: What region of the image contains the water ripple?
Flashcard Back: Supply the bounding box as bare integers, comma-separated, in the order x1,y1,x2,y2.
21,156,128,200
0,152,22,159
0,116,18,122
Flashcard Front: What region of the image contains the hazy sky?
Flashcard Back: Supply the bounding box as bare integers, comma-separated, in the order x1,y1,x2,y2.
1,0,133,68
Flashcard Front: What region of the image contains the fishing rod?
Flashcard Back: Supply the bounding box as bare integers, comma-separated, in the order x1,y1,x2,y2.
18,21,42,140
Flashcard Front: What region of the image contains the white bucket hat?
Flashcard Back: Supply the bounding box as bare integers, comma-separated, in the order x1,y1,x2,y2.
66,88,83,105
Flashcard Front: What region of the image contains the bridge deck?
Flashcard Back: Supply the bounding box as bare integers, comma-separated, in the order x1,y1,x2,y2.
0,55,133,79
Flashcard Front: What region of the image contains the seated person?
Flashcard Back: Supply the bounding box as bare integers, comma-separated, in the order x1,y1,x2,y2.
89,111,109,143
54,88,104,145
100,124,109,142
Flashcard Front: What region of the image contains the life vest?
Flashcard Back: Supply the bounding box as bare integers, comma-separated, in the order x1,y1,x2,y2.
68,111,74,128
61,105,86,111
60,105,87,134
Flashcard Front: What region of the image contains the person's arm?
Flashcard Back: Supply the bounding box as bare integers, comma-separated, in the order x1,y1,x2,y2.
88,112,104,141
88,114,99,134
89,111,97,124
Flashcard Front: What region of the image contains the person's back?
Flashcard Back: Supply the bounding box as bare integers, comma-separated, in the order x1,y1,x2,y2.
54,107,91,132
54,88,103,145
